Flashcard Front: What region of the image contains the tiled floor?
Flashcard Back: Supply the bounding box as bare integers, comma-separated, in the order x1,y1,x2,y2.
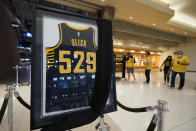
0,70,196,131
109,70,196,131
0,85,120,131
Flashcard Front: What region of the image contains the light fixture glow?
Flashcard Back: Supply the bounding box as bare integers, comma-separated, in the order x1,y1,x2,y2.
101,0,105,2
113,48,118,52
129,16,133,20
119,49,124,52
23,32,32,37
115,42,122,46
140,51,145,54
130,50,136,53
184,32,188,35
152,23,156,26
157,52,163,55
11,24,19,27
150,52,155,54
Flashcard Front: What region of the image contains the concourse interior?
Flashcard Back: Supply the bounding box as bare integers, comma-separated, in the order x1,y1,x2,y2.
1,0,196,131
111,71,196,131
1,70,196,131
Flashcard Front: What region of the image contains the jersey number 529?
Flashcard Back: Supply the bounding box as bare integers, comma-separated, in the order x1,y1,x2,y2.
59,50,96,73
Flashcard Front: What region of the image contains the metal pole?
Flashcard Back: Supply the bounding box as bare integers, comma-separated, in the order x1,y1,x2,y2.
16,65,19,88
157,100,168,131
99,116,105,130
7,84,14,131
96,115,110,131
29,65,31,86
13,65,20,88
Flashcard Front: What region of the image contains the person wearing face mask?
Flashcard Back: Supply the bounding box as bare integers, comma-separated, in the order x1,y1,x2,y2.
169,51,190,90
160,56,172,85
143,51,153,84
126,53,136,82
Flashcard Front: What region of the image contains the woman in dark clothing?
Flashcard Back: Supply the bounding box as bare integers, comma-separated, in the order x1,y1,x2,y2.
160,56,172,84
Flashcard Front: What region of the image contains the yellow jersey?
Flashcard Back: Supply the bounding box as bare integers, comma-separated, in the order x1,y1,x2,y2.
127,57,135,68
172,56,190,72
145,57,153,70
165,61,171,67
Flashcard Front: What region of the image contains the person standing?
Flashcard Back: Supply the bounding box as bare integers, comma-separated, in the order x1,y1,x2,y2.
169,51,190,90
160,56,172,85
143,51,153,84
126,53,136,82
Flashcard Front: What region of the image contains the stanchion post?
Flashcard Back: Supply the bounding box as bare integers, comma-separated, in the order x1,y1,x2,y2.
95,115,110,131
16,65,19,88
29,65,31,86
157,100,168,131
13,65,20,88
7,84,14,131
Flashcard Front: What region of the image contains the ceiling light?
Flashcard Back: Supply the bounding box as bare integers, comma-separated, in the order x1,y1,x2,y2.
184,32,188,35
11,24,19,27
140,51,145,54
157,52,163,55
130,50,135,53
101,0,105,2
119,49,124,52
129,16,133,20
115,42,122,46
139,42,142,45
152,23,156,26
150,52,155,54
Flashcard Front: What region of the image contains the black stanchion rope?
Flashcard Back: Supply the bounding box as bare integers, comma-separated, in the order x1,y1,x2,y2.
117,100,152,113
117,100,158,131
147,114,158,131
14,92,31,110
0,94,9,124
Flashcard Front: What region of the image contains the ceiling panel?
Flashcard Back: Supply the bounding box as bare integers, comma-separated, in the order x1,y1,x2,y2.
48,0,196,37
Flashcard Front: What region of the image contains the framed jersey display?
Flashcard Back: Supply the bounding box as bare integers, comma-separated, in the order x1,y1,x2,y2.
43,14,97,117
31,6,116,130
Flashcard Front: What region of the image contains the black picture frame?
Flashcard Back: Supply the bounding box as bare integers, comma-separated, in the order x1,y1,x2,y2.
31,5,117,130
103,56,117,114
31,6,99,129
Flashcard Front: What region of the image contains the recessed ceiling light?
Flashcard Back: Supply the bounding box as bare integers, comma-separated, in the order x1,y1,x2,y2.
129,16,133,20
184,32,188,35
152,23,156,26
130,50,135,53
101,0,105,2
115,42,122,46
119,49,124,52
11,24,19,27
